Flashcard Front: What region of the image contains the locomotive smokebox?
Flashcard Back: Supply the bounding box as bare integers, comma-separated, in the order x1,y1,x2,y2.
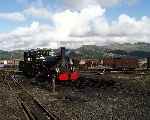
60,47,66,58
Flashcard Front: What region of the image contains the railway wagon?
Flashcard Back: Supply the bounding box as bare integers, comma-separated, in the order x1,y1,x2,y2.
102,58,139,70
79,59,100,70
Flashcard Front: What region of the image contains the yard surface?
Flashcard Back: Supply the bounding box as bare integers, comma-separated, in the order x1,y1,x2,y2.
0,72,150,120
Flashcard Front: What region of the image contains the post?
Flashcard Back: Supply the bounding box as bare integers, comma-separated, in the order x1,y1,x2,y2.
147,57,150,70
52,75,56,93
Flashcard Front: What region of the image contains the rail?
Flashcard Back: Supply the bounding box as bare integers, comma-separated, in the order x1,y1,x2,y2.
3,72,60,120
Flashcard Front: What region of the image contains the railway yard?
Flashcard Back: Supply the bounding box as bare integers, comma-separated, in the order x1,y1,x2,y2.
1,0,150,119
1,70,150,120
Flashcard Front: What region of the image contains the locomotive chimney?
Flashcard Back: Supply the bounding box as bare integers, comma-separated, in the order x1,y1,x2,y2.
60,47,66,58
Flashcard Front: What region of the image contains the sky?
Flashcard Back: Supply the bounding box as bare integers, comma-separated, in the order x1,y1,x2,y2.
0,0,149,50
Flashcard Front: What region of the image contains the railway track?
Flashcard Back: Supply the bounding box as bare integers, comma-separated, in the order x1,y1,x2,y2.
3,72,60,120
81,68,150,76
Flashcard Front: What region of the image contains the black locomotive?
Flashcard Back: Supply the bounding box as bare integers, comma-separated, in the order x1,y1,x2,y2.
19,47,79,81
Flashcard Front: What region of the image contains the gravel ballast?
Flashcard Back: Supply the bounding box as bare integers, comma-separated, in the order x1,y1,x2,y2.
1,73,150,120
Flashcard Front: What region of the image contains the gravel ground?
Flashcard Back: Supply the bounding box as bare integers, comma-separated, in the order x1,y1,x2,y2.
0,79,27,120
1,73,150,120
20,73,150,120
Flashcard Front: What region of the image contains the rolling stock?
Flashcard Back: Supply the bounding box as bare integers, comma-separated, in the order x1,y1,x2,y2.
78,57,139,71
19,47,79,81
102,58,139,70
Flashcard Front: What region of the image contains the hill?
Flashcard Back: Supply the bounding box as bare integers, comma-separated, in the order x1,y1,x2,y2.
0,50,24,60
1,42,150,59
75,42,150,59
105,42,150,52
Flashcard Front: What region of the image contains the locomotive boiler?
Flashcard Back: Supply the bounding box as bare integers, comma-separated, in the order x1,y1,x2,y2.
19,47,79,81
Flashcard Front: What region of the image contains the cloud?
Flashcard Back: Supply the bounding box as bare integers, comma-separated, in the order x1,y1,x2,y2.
62,0,139,9
63,0,120,8
110,15,150,37
16,0,139,11
23,6,51,19
53,5,106,37
0,21,56,50
16,0,44,7
0,6,51,22
0,4,149,50
0,12,26,22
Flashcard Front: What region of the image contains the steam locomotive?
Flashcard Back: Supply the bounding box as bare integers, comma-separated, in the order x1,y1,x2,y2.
19,47,79,81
